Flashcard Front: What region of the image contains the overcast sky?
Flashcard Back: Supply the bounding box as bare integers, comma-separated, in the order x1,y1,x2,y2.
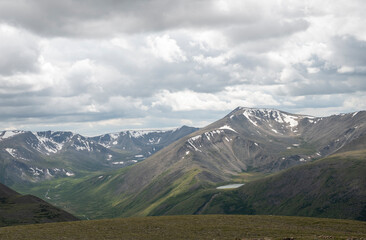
0,0,365,136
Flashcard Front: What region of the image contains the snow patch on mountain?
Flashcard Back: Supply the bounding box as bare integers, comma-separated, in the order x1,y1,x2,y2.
5,148,30,161
204,130,224,141
34,133,64,154
65,171,75,176
273,111,284,123
5,148,17,158
190,135,201,141
93,128,184,148
282,114,299,128
187,129,228,151
110,133,119,139
112,161,124,165
29,167,43,176
72,135,94,151
352,111,359,118
271,129,279,134
0,130,25,140
219,125,237,133
237,108,316,132
187,135,202,152
148,137,161,144
127,130,167,138
243,111,258,126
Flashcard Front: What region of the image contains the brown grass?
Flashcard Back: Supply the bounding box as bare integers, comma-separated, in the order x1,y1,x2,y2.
0,215,365,240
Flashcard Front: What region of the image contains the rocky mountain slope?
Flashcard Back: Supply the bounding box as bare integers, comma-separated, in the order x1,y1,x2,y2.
0,126,197,186
29,107,366,219
0,182,78,227
111,107,366,195
90,125,199,160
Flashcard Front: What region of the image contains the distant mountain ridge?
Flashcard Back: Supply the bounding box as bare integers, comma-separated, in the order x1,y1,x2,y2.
90,125,199,158
0,126,198,186
31,107,366,219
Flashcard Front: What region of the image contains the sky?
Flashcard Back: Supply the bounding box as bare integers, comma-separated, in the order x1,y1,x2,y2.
0,0,366,136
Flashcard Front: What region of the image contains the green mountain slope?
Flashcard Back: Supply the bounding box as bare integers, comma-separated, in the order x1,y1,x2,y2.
202,149,366,220
0,183,78,227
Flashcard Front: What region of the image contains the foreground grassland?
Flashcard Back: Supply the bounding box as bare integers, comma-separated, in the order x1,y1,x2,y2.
0,215,365,240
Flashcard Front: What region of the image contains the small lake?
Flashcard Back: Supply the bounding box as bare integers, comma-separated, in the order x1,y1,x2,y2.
216,183,244,189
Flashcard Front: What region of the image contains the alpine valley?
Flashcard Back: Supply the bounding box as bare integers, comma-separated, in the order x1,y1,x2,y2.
1,107,366,222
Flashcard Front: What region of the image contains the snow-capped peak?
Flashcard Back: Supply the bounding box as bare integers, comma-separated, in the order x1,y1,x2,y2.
235,107,306,129
127,130,167,138
0,130,25,140
32,131,74,154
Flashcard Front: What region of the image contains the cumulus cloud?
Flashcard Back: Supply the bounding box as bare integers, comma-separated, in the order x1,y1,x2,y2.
152,86,279,112
0,0,365,134
147,34,187,63
0,24,40,75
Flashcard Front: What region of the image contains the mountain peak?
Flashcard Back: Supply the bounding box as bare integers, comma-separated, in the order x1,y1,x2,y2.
235,107,308,117
226,107,315,130
0,130,26,141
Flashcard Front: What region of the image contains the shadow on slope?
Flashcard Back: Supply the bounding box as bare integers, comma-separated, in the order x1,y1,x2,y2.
0,183,78,227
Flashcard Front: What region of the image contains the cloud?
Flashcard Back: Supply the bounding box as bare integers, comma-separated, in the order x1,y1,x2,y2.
343,94,366,111
0,24,40,75
147,34,187,63
226,18,309,44
0,0,309,39
0,0,366,135
152,87,279,112
331,35,366,69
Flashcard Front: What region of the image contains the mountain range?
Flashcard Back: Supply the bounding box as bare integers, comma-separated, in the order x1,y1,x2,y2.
0,126,198,186
8,107,364,220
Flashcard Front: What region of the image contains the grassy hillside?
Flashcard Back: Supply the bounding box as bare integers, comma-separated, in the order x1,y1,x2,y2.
202,149,366,221
11,167,128,219
0,215,365,240
0,183,78,227
14,149,366,221
14,147,366,222
13,166,218,219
